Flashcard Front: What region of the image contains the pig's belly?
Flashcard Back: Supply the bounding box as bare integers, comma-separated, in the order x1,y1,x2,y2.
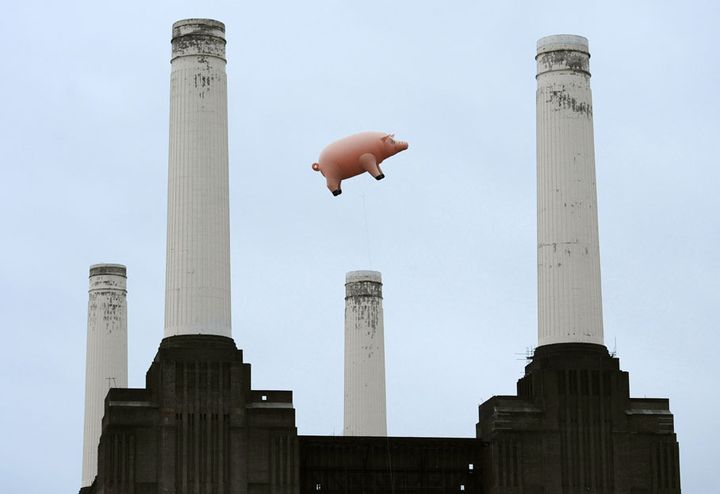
321,151,367,179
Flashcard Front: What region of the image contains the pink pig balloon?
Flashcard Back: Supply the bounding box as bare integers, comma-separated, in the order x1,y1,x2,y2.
312,131,409,196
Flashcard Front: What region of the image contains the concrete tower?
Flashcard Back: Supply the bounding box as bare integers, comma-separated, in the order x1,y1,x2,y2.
81,264,128,488
79,22,299,493
164,19,231,338
475,38,679,494
536,35,604,347
344,270,387,436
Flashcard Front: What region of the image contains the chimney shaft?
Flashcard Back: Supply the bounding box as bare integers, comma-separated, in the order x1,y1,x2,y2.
344,271,387,436
536,35,604,346
81,264,128,487
164,19,231,338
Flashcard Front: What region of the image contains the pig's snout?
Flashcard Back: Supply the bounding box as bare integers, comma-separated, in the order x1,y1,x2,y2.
397,141,409,151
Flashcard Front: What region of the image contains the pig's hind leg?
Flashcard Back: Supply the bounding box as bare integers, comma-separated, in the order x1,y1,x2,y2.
326,177,342,196
359,153,384,180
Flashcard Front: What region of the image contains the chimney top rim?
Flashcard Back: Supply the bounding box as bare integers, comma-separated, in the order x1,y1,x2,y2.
346,270,382,284
172,18,226,41
537,34,589,55
89,264,127,277
172,18,225,30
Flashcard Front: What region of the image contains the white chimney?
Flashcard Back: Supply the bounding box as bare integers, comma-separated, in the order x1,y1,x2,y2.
164,19,232,338
344,270,387,436
81,264,128,487
536,35,604,346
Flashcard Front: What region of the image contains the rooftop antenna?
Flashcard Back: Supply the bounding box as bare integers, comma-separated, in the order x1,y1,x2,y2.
515,346,535,361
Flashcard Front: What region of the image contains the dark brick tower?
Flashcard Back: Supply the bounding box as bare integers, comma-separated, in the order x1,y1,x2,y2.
85,336,297,493
477,344,680,493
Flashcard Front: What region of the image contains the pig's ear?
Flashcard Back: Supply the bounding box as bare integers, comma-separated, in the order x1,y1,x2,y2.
381,134,392,142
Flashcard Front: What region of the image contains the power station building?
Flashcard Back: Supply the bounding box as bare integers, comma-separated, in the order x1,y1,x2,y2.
79,20,681,494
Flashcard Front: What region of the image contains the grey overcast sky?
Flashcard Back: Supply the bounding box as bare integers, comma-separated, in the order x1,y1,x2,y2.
1,0,717,492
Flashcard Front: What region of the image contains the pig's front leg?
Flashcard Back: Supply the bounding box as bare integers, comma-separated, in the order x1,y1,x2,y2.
359,153,384,180
326,177,342,196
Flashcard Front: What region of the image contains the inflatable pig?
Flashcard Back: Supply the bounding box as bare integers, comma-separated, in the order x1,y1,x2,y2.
312,131,409,196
